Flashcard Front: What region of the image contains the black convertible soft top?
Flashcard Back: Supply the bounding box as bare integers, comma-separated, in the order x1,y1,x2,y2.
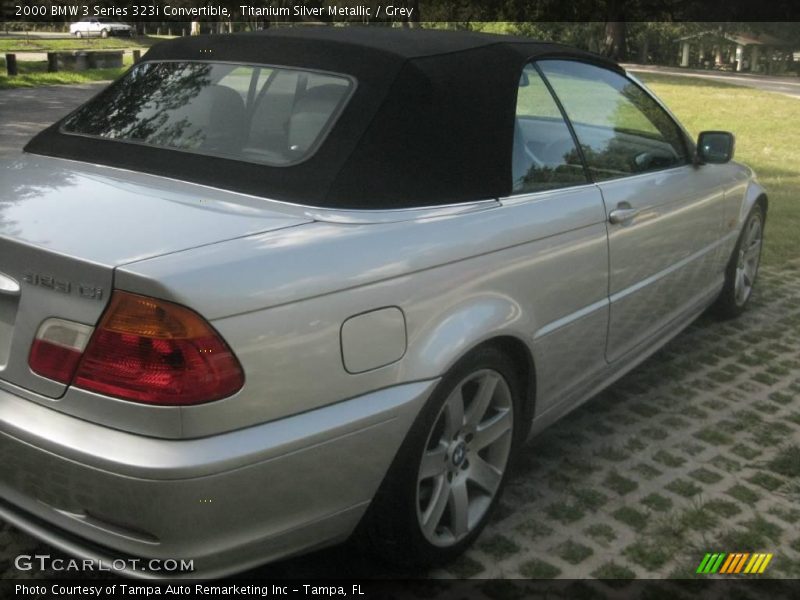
25,27,622,209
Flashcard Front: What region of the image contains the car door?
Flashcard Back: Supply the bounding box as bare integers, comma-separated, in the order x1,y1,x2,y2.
506,63,610,414
538,60,725,363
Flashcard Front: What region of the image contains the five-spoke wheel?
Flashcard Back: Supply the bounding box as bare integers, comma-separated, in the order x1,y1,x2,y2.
417,369,513,547
734,211,763,307
362,345,522,566
714,203,765,318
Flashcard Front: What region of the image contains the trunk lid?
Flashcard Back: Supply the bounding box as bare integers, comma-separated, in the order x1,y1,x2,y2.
0,155,312,398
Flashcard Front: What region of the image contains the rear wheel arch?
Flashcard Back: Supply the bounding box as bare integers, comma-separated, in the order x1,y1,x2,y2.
474,335,537,425
426,334,537,428
359,341,529,566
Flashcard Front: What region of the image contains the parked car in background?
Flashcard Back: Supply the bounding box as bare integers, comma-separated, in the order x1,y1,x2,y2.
0,27,765,578
70,17,133,38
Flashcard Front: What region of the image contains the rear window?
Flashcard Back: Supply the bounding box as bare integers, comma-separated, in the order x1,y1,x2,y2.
61,61,354,166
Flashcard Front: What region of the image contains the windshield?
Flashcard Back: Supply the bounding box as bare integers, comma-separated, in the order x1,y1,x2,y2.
61,61,354,166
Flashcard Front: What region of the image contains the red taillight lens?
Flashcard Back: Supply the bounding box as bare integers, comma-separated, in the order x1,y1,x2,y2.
72,291,244,406
29,338,84,383
29,318,95,384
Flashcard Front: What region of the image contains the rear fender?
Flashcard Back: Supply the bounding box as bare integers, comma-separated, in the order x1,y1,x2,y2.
402,294,535,410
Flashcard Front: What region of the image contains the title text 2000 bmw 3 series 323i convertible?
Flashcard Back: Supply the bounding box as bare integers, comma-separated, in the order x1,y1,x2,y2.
0,28,766,578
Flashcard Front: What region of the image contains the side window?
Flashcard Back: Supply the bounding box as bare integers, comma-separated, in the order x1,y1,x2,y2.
513,64,588,194
538,60,689,181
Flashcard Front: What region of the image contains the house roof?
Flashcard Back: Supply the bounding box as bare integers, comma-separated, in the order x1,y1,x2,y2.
677,30,790,46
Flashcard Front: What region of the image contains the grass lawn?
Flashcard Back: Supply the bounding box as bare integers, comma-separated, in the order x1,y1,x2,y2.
637,73,800,268
0,36,160,89
0,55,132,89
0,36,159,53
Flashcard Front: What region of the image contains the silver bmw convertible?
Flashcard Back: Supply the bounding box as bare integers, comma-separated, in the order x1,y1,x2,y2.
0,27,765,577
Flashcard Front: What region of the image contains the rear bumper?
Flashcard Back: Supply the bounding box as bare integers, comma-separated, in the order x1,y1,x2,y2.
0,379,436,578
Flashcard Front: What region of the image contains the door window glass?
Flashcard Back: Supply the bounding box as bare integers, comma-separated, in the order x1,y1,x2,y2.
538,60,689,181
512,64,588,194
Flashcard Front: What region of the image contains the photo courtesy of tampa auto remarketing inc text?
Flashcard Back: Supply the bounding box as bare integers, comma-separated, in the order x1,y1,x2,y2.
0,0,799,598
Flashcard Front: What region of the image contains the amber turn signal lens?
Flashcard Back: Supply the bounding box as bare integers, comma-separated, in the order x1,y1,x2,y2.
73,291,244,406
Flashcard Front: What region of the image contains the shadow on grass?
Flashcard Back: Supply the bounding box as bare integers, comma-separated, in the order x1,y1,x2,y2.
0,58,127,89
636,73,753,90
0,35,159,53
744,164,800,181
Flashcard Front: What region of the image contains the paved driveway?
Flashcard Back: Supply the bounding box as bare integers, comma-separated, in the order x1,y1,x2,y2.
1,85,798,586
0,82,107,158
443,264,800,581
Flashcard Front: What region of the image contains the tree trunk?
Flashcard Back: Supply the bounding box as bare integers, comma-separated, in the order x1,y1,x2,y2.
410,0,420,26
5,53,18,76
603,22,627,61
400,0,420,27
638,33,649,64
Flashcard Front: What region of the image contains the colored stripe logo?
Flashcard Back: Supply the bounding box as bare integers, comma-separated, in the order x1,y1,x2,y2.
696,552,773,574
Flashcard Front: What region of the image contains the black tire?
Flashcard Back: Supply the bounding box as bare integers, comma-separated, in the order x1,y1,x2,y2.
712,203,765,320
75,31,82,38
360,344,525,567
100,29,108,38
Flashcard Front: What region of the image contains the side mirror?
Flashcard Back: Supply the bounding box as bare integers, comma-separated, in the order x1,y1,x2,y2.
696,131,735,164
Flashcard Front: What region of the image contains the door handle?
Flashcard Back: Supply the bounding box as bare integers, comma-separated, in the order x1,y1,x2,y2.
608,205,640,224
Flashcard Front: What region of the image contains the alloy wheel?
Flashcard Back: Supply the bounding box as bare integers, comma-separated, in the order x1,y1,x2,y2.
416,369,513,547
734,212,763,306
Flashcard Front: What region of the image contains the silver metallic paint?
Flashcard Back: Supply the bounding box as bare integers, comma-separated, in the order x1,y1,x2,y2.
0,379,436,577
0,73,764,576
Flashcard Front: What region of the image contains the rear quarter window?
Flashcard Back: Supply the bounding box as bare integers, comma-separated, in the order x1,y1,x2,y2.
61,61,354,166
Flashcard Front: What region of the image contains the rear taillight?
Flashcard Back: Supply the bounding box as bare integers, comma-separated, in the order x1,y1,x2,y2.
30,291,244,406
29,318,94,383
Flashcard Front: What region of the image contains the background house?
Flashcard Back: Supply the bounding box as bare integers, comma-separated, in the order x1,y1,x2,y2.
676,30,795,74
